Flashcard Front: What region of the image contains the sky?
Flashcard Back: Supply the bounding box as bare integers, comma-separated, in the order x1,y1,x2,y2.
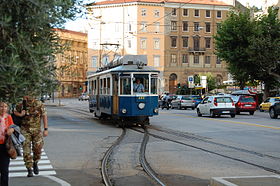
64,0,263,32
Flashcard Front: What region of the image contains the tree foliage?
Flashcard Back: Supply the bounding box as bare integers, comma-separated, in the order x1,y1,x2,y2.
214,10,254,89
0,0,82,103
215,8,280,98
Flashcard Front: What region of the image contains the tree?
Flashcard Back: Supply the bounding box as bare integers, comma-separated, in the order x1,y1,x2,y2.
248,7,280,98
214,10,255,89
0,0,82,103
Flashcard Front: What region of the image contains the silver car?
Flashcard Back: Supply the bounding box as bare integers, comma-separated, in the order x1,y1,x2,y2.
171,95,196,110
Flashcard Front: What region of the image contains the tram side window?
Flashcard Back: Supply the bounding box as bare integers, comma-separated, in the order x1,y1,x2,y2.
107,77,111,95
133,74,149,94
93,80,97,95
103,78,107,94
120,77,131,95
100,79,103,94
151,77,158,94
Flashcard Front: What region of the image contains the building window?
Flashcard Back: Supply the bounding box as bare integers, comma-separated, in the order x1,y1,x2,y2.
183,9,188,16
205,56,211,64
182,37,188,48
182,54,188,63
194,22,200,31
140,38,147,49
172,8,177,16
140,22,147,32
205,22,211,32
205,38,211,48
206,10,211,18
194,9,199,17
154,9,160,17
128,40,132,48
128,22,132,32
155,22,160,32
194,55,199,64
171,21,177,31
154,55,160,67
171,36,177,48
193,36,200,50
91,56,98,67
141,8,147,16
154,38,160,49
217,10,222,18
171,54,177,63
183,21,188,31
216,56,221,64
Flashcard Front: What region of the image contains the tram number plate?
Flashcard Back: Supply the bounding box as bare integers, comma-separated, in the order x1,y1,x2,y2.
137,97,145,100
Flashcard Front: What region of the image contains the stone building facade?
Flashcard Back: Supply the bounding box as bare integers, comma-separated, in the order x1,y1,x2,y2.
55,29,88,97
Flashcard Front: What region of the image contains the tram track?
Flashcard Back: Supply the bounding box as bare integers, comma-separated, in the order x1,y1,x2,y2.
131,127,280,175
54,106,280,184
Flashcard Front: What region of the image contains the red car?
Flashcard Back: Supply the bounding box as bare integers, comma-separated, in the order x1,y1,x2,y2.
231,95,257,115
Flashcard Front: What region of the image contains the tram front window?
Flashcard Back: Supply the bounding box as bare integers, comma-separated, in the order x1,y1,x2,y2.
133,74,149,94
120,76,131,95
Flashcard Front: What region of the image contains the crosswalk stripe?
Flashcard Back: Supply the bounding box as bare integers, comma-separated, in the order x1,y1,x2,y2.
9,149,56,177
10,171,56,178
10,159,50,166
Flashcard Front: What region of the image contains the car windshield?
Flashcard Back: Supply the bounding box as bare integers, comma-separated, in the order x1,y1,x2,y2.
182,96,191,100
240,96,255,103
216,97,232,103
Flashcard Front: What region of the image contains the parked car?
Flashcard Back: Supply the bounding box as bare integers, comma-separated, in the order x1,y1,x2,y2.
259,97,280,112
231,95,257,115
78,93,89,101
171,95,196,110
189,95,203,107
196,95,236,118
40,94,50,102
269,102,280,119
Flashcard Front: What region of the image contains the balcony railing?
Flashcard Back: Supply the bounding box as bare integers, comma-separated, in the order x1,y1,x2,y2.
188,47,206,53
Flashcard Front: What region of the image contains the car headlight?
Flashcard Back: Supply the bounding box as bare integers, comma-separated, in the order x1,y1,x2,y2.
153,108,158,113
138,103,145,110
121,108,127,114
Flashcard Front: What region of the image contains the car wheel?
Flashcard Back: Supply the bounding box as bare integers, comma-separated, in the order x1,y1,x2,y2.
197,109,202,117
269,108,278,119
192,107,195,110
231,114,235,118
210,110,215,118
249,111,254,115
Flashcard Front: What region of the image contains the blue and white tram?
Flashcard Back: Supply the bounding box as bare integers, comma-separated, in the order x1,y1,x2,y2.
87,55,160,127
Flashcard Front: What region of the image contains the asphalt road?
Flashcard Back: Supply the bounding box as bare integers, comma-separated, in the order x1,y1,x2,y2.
9,98,280,186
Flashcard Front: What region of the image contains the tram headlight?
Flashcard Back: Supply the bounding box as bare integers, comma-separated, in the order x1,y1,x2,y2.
138,103,145,110
121,108,127,114
153,108,159,113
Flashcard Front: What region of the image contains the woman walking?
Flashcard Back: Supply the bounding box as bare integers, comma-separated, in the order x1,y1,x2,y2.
0,102,14,186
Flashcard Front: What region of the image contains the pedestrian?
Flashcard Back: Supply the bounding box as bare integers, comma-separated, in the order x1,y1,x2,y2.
14,96,48,177
0,102,15,186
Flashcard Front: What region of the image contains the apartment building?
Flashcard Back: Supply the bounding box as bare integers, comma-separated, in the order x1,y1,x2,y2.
86,0,232,93
54,29,88,97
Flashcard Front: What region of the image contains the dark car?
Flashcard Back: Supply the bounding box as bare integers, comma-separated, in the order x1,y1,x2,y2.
269,102,280,119
189,95,202,107
231,95,257,115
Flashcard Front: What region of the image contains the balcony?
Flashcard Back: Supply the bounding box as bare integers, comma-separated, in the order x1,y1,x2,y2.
188,47,206,54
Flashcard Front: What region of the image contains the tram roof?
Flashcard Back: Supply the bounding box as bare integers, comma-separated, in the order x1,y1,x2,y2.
87,64,160,78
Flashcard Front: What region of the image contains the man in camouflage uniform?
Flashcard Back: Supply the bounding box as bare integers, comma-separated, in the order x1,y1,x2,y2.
15,96,48,177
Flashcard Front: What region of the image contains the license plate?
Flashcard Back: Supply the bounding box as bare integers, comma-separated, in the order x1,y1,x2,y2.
222,111,230,113
245,104,251,107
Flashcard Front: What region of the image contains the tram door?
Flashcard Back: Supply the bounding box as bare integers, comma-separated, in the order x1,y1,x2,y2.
112,75,119,115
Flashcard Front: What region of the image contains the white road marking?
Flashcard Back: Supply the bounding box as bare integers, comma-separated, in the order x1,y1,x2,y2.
44,175,71,186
